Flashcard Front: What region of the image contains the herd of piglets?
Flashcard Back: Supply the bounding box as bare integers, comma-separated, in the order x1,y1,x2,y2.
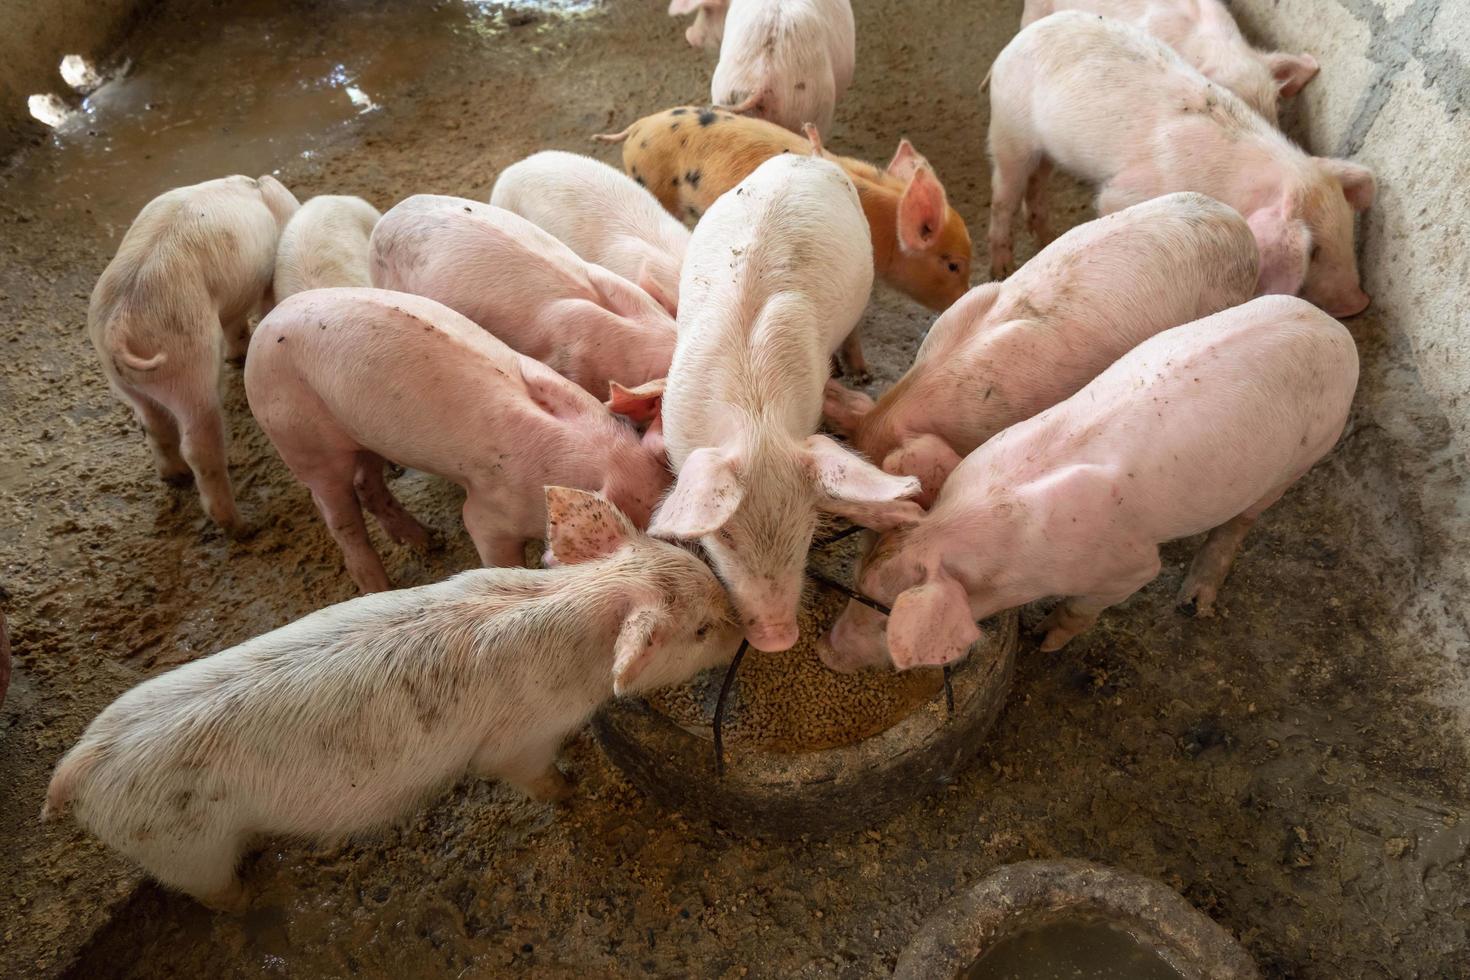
46,0,1370,907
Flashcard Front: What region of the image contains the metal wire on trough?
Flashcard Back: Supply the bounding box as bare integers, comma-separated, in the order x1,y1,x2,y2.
712,638,750,778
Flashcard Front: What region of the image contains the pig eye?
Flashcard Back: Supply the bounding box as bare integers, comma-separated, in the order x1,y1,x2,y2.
695,622,711,639
947,262,960,273
1309,245,1321,261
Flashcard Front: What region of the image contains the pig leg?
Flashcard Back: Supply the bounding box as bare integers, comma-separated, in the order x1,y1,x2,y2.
171,384,242,535
462,493,531,567
840,329,870,381
1178,487,1287,616
1036,554,1161,652
130,832,249,911
986,141,1037,279
1024,158,1054,247
474,738,573,803
223,314,252,365
304,468,391,592
116,381,189,484
353,453,431,549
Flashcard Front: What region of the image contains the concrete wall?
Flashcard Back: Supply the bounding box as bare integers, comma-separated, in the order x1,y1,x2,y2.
1230,0,1469,707
0,0,155,153
1234,0,1468,455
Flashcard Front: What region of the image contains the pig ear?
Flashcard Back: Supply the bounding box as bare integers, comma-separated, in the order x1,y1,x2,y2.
650,447,742,539
607,377,666,423
882,434,961,499
1247,202,1311,297
822,379,875,436
805,434,926,530
885,139,929,181
887,576,979,670
1316,157,1376,212
896,166,948,254
544,486,638,565
636,261,679,317
612,604,666,696
1266,52,1319,98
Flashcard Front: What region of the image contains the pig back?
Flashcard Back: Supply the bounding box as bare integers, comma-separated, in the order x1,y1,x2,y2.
247,288,605,477
960,295,1358,543
370,195,599,335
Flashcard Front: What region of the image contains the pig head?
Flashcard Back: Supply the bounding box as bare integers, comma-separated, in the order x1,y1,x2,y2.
822,525,978,673
650,429,923,652
1249,157,1376,317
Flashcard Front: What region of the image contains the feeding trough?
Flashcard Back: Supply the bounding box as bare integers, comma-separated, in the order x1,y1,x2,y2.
593,530,1017,837
894,860,1260,980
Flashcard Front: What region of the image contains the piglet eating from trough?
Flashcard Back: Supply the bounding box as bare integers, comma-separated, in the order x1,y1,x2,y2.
821,295,1359,672
986,12,1374,317
823,192,1260,504
614,154,925,652
245,288,669,591
597,108,972,338
273,194,382,299
369,194,677,398
88,174,300,533
43,488,741,910
490,150,690,316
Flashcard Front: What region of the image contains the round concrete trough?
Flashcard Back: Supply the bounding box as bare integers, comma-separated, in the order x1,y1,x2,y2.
592,609,1017,838
894,859,1260,980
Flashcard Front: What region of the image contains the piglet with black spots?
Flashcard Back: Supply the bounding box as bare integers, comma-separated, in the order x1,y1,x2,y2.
43,488,741,910
369,195,677,398
823,192,1259,504
822,296,1359,673
245,288,670,591
671,0,855,137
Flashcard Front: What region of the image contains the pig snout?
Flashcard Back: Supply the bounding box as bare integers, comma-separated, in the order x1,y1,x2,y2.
822,600,891,672
1325,287,1370,318
744,616,800,653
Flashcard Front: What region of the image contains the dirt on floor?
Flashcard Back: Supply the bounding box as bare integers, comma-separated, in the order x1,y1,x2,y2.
0,0,1467,977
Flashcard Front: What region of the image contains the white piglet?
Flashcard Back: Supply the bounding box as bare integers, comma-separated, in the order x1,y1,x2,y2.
822,296,1359,673
246,289,671,590
88,174,300,533
370,195,678,399
987,12,1374,317
823,192,1260,504
490,150,691,315
1020,0,1318,123
43,488,740,910
616,154,924,652
672,0,856,137
273,194,382,299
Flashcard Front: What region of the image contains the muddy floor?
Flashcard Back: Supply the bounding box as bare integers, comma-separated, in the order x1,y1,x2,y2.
1,0,1467,976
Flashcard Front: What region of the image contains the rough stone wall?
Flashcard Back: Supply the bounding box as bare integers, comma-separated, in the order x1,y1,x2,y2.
1230,0,1469,707
1233,0,1468,453
0,0,155,153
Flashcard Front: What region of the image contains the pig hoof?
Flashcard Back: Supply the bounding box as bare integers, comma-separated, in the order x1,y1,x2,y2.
845,367,873,385
161,469,195,488
1176,586,1217,618
220,520,256,542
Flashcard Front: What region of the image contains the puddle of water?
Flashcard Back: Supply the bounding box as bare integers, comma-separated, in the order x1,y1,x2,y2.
961,918,1186,980
4,0,601,232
